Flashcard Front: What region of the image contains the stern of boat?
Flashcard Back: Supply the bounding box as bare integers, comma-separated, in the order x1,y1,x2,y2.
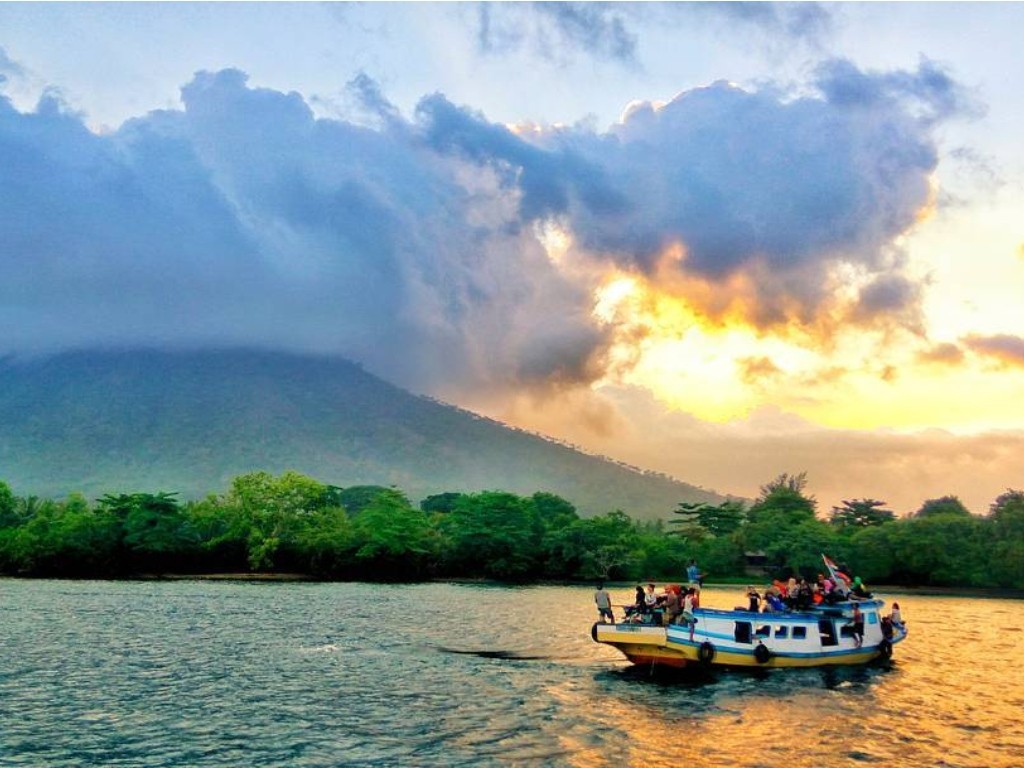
591,622,691,668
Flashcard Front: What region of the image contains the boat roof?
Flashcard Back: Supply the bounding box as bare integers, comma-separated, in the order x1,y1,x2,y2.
696,599,886,621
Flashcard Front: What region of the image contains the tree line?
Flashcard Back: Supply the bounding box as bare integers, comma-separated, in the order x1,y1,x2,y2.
0,470,1022,588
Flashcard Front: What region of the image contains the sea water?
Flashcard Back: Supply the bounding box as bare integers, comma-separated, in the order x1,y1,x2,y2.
1,580,1022,767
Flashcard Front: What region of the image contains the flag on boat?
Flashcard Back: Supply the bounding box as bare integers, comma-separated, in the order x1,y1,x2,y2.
822,554,852,592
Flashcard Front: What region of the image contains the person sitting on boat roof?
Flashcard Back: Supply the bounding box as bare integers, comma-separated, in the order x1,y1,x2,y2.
643,583,661,623
765,591,786,612
794,578,813,610
746,586,761,612
644,583,658,608
850,576,873,599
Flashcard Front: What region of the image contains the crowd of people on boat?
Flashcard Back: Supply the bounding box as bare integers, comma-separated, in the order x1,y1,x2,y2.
743,569,873,613
593,558,905,631
593,574,703,630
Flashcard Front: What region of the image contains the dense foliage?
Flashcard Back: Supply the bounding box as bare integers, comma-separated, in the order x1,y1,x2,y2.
1,471,1022,589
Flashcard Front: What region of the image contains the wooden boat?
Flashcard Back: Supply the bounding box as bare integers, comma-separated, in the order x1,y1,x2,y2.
592,597,907,669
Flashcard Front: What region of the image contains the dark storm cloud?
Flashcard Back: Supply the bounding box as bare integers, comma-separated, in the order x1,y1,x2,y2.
0,59,969,394
0,70,605,392
421,59,967,329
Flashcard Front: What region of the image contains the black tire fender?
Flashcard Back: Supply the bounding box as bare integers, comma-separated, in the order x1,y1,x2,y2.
698,641,716,665
878,638,893,659
754,642,771,664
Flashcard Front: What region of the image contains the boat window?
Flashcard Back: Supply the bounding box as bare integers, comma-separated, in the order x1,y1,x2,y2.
734,622,753,644
867,612,878,624
755,624,771,638
839,625,855,638
792,626,807,640
818,619,838,647
774,626,788,640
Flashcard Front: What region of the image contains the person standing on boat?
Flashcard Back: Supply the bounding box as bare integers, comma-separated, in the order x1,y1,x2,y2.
682,588,697,640
850,604,864,647
663,586,681,626
594,583,615,624
890,602,904,628
687,559,702,586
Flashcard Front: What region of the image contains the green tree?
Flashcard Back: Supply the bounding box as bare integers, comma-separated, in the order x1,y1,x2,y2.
294,506,355,577
986,489,1024,587
633,519,687,580
692,535,745,581
890,513,990,585
671,500,745,538
438,491,542,580
350,489,433,578
914,495,971,518
96,492,196,571
420,492,466,515
338,485,394,516
544,510,641,580
9,498,121,576
222,471,331,570
0,481,17,528
185,495,252,571
830,499,896,529
739,472,836,576
530,492,579,531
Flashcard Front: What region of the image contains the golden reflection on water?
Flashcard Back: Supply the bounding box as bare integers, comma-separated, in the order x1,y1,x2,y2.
566,587,1024,768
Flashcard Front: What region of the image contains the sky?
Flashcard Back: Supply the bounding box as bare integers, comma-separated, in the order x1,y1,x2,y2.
1,2,1023,515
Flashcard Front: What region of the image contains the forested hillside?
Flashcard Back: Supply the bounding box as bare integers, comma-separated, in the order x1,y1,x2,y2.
0,349,724,517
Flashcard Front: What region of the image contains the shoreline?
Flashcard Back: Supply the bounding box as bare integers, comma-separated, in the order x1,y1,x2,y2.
4,572,1023,598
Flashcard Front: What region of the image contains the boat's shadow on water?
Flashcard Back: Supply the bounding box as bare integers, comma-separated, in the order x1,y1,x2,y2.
595,659,898,692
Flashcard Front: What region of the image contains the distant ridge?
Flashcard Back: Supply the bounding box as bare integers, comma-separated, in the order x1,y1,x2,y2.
0,349,726,518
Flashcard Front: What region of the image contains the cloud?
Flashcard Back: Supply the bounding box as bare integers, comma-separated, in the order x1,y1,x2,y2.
0,46,25,84
0,70,607,394
0,59,974,402
706,2,833,42
737,356,783,385
477,3,638,64
489,384,1024,514
421,59,967,333
474,3,834,65
963,334,1024,369
852,273,924,329
918,342,965,366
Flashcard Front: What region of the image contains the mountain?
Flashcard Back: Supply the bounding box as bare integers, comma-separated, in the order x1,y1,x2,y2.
0,349,727,518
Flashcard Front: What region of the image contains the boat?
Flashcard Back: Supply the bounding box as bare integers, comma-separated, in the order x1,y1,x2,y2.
593,598,906,669
592,558,907,670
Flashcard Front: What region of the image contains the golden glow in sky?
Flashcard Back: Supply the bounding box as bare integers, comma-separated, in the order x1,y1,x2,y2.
581,225,1024,433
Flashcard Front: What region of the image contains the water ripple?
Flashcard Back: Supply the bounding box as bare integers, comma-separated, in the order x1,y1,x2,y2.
1,581,1023,767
